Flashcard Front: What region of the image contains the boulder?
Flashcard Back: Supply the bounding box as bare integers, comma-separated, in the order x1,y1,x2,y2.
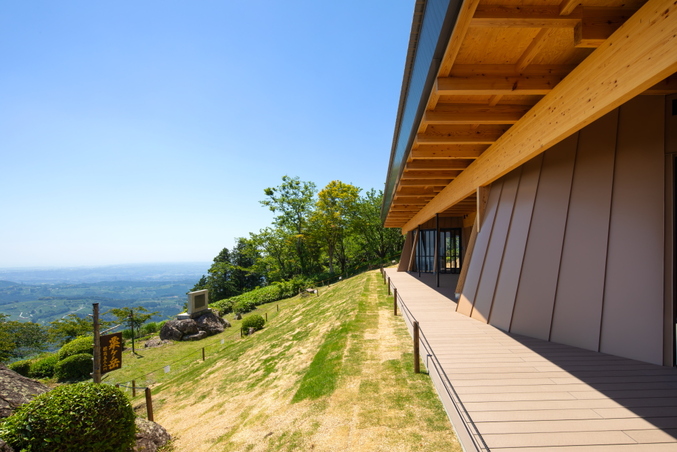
144,337,172,349
183,331,208,341
0,439,13,452
159,309,229,342
159,322,183,341
195,310,229,334
0,364,49,419
175,319,199,335
134,417,171,452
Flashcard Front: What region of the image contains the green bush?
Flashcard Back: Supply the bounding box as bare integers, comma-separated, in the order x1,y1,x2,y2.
211,298,234,316
242,314,265,333
0,381,136,452
54,353,93,382
140,322,159,336
57,336,93,361
28,354,59,379
8,359,31,377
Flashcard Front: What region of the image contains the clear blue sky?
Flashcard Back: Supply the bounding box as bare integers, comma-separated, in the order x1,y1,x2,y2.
0,1,412,268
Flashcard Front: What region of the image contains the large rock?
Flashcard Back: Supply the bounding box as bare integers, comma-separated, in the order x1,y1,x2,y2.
195,310,230,334
134,417,171,452
159,309,229,341
0,364,49,419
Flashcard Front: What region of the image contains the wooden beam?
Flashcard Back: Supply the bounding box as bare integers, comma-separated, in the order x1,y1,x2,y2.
471,5,581,28
436,75,563,96
401,170,461,180
437,73,675,97
396,186,438,196
450,64,575,77
398,179,452,186
422,105,528,125
438,0,481,78
416,126,507,145
559,0,580,16
574,8,637,48
410,144,488,159
406,159,473,170
515,28,559,72
401,0,677,233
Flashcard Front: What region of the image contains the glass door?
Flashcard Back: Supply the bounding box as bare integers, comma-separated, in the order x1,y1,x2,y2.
438,228,462,274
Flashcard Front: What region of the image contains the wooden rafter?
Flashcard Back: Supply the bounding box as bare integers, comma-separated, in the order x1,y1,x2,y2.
471,5,582,28
422,105,529,125
410,145,487,159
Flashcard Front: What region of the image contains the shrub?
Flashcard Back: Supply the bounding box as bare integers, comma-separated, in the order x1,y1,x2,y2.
0,381,136,452
54,353,93,382
28,354,59,379
211,298,234,316
57,336,93,361
233,299,256,315
8,360,31,377
242,314,265,333
140,322,159,336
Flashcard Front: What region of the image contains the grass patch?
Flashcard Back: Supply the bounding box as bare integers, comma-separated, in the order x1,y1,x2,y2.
291,322,350,402
112,270,461,451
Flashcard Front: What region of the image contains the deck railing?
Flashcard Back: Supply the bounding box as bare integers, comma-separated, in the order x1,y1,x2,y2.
382,268,490,452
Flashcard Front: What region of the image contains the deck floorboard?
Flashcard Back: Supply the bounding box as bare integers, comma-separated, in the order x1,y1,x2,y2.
384,269,677,451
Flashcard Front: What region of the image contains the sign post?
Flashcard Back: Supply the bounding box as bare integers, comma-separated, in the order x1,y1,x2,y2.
92,303,101,383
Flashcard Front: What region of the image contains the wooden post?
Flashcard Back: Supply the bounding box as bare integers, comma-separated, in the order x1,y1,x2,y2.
277,304,279,312
413,321,420,374
145,387,154,422
393,288,398,316
387,277,391,295
202,347,205,362
92,303,101,384
129,311,136,356
265,312,268,322
132,380,136,397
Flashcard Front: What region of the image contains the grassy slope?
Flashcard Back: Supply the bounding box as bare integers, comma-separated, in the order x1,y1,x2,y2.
111,270,461,451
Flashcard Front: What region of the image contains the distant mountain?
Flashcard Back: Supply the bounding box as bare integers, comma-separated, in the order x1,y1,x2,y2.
0,262,211,284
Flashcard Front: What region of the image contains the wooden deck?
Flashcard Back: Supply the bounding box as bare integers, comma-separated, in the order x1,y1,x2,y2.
384,269,677,452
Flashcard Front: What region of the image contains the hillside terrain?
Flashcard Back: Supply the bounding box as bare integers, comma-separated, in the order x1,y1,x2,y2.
0,280,193,325
109,270,461,451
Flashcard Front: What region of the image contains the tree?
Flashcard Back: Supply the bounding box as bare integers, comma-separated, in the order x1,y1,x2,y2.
0,315,49,361
48,314,96,346
105,307,158,355
352,189,405,261
314,180,361,274
261,176,318,276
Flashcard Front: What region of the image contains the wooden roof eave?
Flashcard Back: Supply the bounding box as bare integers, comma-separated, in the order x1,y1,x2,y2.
399,0,677,233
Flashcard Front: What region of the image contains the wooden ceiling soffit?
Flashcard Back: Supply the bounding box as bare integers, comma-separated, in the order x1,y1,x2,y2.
436,75,562,96
470,5,583,28
401,170,461,180
416,125,508,145
398,179,452,187
401,0,677,233
422,104,530,124
410,144,488,159
405,159,474,170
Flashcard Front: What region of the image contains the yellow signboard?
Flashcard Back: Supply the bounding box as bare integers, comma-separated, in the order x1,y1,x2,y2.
100,332,123,374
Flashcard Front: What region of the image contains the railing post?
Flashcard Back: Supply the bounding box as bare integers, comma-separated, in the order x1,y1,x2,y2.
413,321,420,374
387,277,391,295
145,387,154,422
393,288,398,316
